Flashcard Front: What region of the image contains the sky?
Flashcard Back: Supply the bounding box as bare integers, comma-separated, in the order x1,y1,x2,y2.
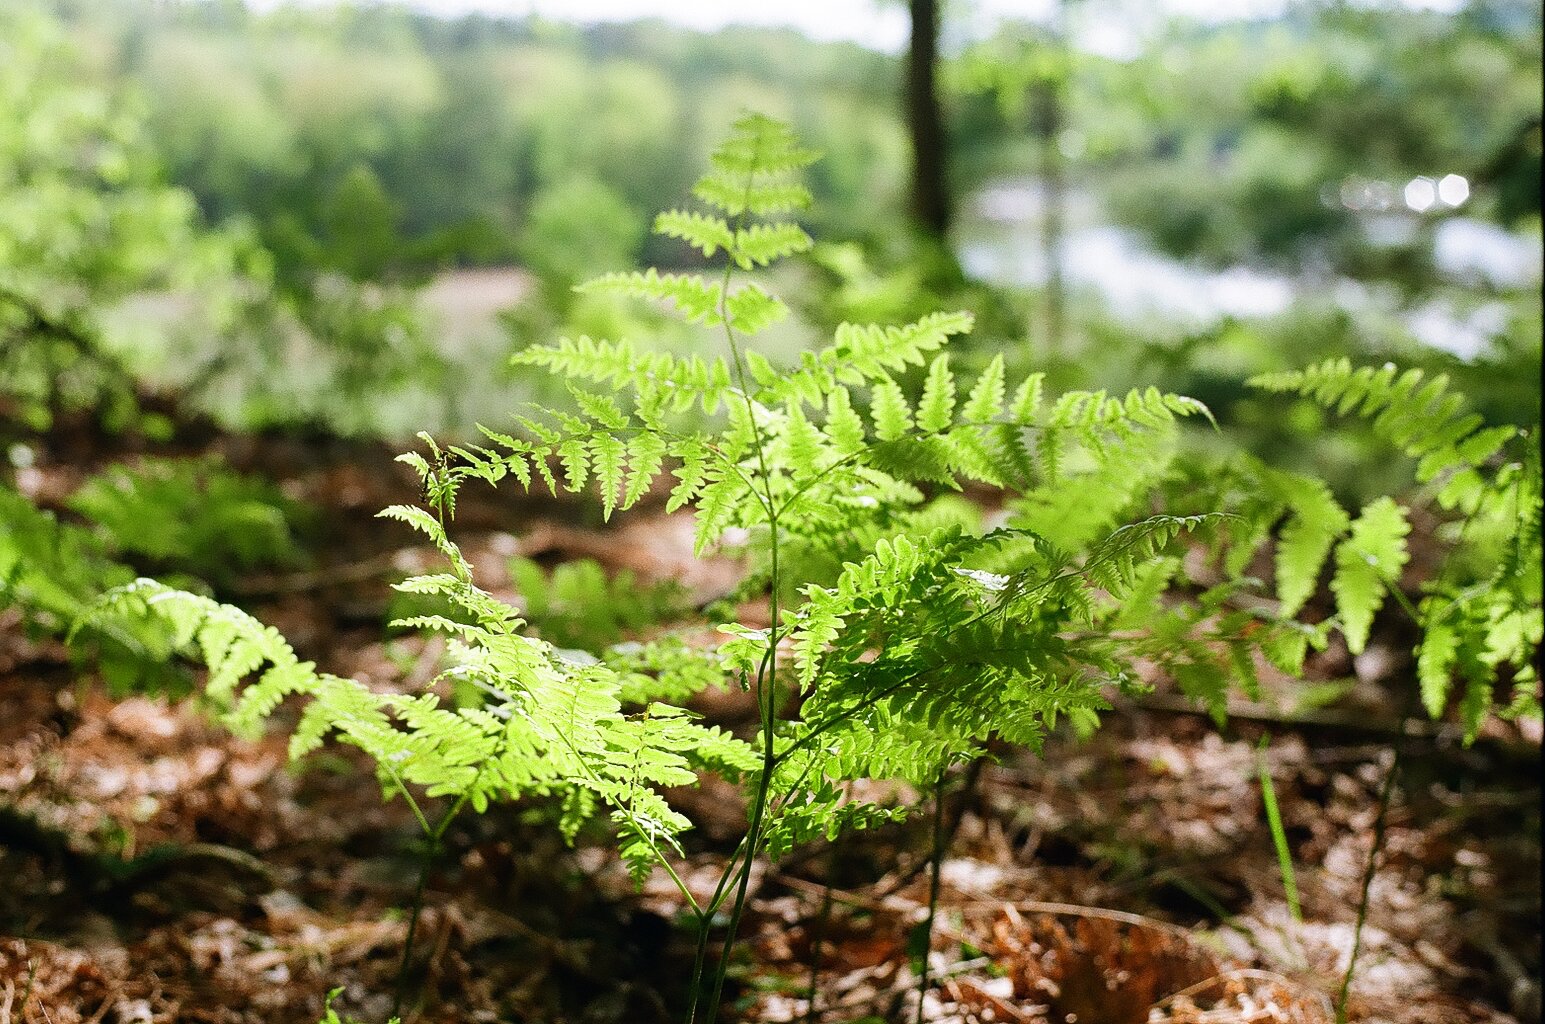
252,0,1470,56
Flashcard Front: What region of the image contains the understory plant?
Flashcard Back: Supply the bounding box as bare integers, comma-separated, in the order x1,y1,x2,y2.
75,114,1540,1022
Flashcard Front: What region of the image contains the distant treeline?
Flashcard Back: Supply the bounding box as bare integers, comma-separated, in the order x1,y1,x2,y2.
40,0,1544,293
47,0,908,291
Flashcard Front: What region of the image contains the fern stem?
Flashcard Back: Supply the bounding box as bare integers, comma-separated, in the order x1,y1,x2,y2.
393,850,433,1020
915,768,948,1024
683,830,755,1023
1336,749,1400,1024
802,843,839,1024
704,757,775,1019
684,913,715,1024
391,793,467,1021
1255,734,1302,924
701,149,788,1023
549,714,705,919
382,762,433,838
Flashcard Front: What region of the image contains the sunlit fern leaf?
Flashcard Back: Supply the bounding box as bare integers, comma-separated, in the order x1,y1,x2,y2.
725,284,787,335
1270,473,1350,618
1330,497,1410,655
732,223,813,269
1249,359,1519,506
513,336,737,414
917,354,956,433
1416,615,1461,719
590,433,627,520
871,378,913,441
963,354,1006,424
653,209,734,257
580,270,722,325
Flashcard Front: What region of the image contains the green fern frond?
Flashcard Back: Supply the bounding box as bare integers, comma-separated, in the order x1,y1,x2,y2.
724,283,788,335
916,354,957,433
871,378,914,441
654,209,735,257
1249,360,1519,508
513,336,737,414
694,178,813,218
963,354,1006,424
1330,497,1411,655
581,269,722,325
1270,473,1350,617
732,222,813,268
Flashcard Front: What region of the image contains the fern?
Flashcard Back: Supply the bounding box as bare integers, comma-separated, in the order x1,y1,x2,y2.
54,119,1541,1022
67,456,307,582
2,486,131,629
1270,472,1350,617
508,555,688,652
1250,359,1517,510
318,987,398,1024
1,482,203,692
1331,497,1411,655
1244,362,1540,739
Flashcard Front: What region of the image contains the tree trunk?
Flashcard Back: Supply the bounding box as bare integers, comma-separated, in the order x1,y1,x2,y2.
1035,74,1065,356
907,0,951,239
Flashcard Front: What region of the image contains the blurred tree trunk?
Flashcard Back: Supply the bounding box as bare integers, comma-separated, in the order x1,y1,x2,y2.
1033,65,1065,356
907,0,951,239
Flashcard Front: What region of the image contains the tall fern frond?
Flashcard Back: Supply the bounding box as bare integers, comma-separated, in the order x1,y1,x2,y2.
1249,359,1518,509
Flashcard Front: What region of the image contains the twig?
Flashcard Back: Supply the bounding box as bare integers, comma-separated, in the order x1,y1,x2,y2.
1122,692,1469,742
81,986,120,1024
1336,750,1400,1023
1149,967,1333,1017
801,849,837,1024
985,899,1200,944
945,976,1031,1022
914,770,947,1024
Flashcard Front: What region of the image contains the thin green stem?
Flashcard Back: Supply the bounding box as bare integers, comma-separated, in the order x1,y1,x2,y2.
915,768,948,1024
554,718,705,919
394,853,433,1020
1336,750,1400,1024
802,854,837,1024
18,958,36,1018
704,763,774,1019
697,147,790,1024
1255,733,1302,924
392,793,468,1021
684,911,716,1024
381,763,433,837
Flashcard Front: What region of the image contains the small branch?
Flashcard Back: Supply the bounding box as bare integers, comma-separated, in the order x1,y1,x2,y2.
1120,692,1474,744
1336,750,1400,1024
801,856,836,1024
914,770,948,1024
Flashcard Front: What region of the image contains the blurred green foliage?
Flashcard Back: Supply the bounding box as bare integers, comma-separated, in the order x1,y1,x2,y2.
1081,5,1539,278
2,0,1538,456
68,456,310,583
41,0,908,287
508,556,689,653
0,9,259,430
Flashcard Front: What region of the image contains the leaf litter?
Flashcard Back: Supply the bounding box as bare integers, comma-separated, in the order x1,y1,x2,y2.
0,428,1537,1024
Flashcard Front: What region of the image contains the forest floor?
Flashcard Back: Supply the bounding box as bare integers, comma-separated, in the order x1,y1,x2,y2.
0,423,1539,1024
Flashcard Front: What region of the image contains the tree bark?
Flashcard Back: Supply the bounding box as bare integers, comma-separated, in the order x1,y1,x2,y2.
907,0,951,239
1034,71,1065,356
